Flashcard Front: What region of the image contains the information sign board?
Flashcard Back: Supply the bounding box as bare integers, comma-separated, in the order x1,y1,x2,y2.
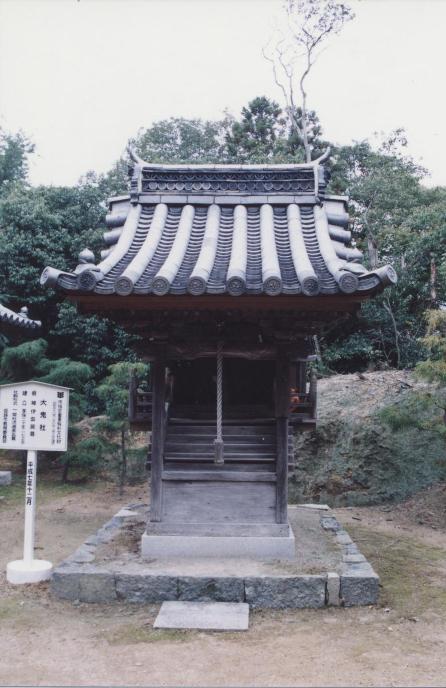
0,381,70,452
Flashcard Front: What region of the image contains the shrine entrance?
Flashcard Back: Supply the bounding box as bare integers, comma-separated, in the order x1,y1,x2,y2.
169,358,275,419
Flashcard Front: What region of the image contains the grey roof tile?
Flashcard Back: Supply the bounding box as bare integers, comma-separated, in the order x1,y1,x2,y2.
41,161,396,298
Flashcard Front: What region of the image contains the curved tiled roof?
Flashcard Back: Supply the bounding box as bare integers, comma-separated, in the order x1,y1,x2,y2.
0,304,41,332
41,155,397,298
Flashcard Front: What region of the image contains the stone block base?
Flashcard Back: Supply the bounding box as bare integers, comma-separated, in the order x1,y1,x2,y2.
141,525,296,561
49,505,380,608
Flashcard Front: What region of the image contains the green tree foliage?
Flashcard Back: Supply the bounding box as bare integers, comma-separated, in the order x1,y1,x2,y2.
416,310,446,386
224,97,285,163
61,434,111,484
0,182,104,310
321,133,446,371
96,362,149,494
0,338,93,422
101,96,325,191
223,97,326,164
0,128,35,189
0,145,138,374
0,338,100,481
133,118,224,164
50,302,138,381
378,310,446,448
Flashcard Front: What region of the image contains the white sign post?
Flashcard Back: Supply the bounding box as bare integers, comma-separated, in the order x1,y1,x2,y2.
0,381,70,585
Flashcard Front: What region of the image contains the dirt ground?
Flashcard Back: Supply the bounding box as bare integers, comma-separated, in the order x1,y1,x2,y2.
1,473,446,687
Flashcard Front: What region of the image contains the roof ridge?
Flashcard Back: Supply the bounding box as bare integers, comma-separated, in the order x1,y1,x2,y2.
127,147,331,171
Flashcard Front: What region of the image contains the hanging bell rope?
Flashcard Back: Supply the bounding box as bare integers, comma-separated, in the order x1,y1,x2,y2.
214,341,224,464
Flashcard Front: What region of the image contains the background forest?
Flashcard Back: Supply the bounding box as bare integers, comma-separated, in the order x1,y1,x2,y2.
1,96,446,496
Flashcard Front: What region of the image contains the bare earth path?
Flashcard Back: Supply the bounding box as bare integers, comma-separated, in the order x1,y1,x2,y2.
1,477,446,687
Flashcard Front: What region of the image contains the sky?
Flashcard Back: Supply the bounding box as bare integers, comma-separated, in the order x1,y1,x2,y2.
0,0,445,187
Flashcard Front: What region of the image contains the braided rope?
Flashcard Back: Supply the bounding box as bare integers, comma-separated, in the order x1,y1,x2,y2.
216,342,223,441
214,341,224,463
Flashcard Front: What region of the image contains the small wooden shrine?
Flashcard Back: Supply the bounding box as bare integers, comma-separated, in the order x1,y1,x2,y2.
42,150,396,559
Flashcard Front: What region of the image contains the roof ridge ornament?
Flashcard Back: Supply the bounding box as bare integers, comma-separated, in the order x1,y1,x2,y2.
126,145,331,171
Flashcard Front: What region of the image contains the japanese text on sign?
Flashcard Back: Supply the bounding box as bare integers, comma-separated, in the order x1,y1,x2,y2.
0,382,69,452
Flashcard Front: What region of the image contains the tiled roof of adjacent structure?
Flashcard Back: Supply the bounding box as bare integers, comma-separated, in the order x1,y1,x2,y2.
0,304,41,332
41,151,397,298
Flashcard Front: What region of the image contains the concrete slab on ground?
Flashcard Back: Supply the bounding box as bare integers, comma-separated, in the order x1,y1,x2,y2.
154,601,249,631
0,471,12,486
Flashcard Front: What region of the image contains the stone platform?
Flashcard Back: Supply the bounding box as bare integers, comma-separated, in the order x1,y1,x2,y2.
141,524,296,560
50,504,379,608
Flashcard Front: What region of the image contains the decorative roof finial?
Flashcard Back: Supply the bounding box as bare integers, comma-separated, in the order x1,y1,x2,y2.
78,248,95,265
127,145,144,165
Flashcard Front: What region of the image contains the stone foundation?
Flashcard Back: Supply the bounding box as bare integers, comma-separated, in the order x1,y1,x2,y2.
50,505,379,608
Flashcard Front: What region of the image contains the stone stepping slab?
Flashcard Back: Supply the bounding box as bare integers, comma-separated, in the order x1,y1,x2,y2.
154,601,249,631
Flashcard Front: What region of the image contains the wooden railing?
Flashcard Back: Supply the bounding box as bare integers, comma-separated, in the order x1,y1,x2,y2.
128,373,153,425
289,371,317,426
128,374,317,427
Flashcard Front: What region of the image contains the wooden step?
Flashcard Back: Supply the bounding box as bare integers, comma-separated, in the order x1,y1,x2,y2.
162,461,276,472
166,433,276,447
163,455,276,464
162,470,277,482
167,426,276,436
165,439,291,449
165,447,276,461
168,418,276,426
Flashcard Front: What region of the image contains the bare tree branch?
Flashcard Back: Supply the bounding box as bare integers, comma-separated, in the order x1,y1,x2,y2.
263,0,354,162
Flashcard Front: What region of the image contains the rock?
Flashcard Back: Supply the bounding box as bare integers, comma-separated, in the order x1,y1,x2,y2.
326,572,341,606
51,565,82,601
342,553,367,564
336,531,353,545
178,577,244,602
340,570,379,606
154,601,249,631
244,576,326,609
115,574,177,603
79,570,117,603
69,544,96,564
320,516,341,532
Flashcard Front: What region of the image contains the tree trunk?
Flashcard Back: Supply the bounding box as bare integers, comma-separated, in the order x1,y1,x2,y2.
119,427,127,497
383,298,401,369
61,459,70,484
368,236,378,269
430,254,437,306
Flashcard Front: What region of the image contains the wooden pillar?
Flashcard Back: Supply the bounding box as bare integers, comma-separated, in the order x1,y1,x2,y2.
150,356,166,522
275,347,290,524
296,361,307,395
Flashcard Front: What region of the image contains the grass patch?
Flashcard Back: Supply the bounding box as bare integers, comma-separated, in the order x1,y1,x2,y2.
0,476,97,510
0,597,22,622
348,524,446,616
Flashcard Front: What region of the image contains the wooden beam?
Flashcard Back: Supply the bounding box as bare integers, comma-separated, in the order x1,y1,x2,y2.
70,293,363,313
150,355,166,522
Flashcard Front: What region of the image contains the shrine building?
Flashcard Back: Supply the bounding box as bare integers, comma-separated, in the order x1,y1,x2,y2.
41,150,396,559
